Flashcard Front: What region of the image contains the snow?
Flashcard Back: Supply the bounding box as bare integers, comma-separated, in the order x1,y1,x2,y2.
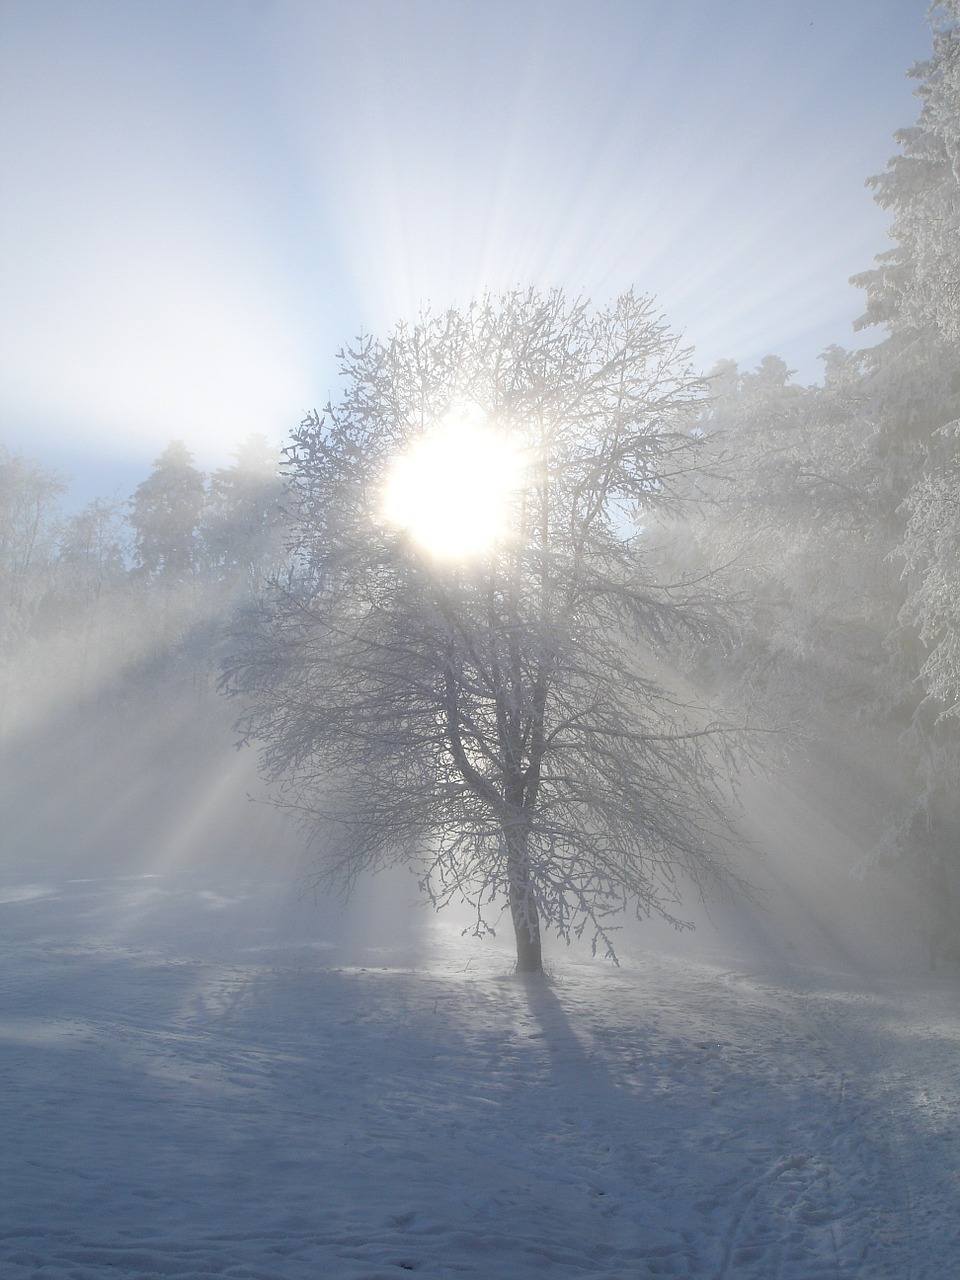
2,869,959,1279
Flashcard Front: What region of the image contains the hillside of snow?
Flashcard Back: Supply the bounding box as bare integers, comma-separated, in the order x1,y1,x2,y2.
2,867,959,1280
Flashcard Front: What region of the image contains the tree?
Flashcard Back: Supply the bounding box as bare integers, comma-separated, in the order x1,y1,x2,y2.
687,353,904,718
683,5,960,966
129,440,206,582
854,1,960,347
851,1,960,720
844,2,960,960
226,290,754,972
53,498,129,613
126,439,210,678
0,447,65,731
897,424,960,719
202,434,287,602
0,446,65,651
42,498,131,707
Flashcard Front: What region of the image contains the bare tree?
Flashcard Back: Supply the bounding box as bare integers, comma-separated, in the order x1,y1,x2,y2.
225,289,753,972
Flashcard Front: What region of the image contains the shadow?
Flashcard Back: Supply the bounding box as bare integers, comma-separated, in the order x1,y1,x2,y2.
2,877,955,1280
512,955,950,1279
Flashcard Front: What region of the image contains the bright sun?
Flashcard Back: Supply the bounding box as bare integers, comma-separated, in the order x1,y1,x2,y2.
382,409,525,561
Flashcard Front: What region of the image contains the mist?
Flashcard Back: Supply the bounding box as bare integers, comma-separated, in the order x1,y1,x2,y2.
4,303,960,1280
3,2,960,1272
0,507,936,981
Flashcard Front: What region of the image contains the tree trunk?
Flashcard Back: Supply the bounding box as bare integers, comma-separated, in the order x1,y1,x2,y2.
506,833,543,974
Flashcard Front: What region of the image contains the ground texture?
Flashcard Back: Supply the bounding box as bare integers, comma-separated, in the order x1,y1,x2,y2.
2,874,959,1279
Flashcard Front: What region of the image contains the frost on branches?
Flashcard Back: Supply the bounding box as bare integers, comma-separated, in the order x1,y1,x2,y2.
854,0,960,346
852,0,960,700
224,290,756,973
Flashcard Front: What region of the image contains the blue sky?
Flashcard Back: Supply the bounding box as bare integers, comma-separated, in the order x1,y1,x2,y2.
0,0,935,506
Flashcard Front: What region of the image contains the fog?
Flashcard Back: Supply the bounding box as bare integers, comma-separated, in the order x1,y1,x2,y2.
2,2,952,979
1,1,933,500
4,3,960,1273
0,414,950,987
0,668,425,963
3,402,958,1280
0,623,932,982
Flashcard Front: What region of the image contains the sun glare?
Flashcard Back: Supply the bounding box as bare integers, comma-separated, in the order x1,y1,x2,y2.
382,409,525,561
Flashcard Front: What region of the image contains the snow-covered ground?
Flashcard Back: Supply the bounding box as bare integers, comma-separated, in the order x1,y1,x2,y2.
2,868,959,1279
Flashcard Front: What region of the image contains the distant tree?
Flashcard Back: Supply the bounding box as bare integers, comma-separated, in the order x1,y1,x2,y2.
203,434,287,601
225,289,754,972
847,2,960,961
850,1,960,724
691,5,960,965
0,447,65,731
688,353,900,717
54,498,129,612
0,446,65,652
129,440,206,581
897,424,960,719
690,340,960,963
38,498,131,707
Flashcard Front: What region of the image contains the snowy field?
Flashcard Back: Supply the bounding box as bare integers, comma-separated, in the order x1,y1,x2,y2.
2,865,959,1280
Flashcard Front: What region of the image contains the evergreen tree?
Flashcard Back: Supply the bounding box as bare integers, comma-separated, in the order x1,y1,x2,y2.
129,441,206,582
0,447,65,731
53,498,129,614
850,2,960,961
41,499,131,708
203,434,286,601
0,447,65,653
688,353,891,719
854,0,960,346
695,4,960,964
851,1,960,725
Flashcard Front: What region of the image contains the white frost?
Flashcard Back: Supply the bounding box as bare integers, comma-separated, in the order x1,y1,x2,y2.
1,873,958,1278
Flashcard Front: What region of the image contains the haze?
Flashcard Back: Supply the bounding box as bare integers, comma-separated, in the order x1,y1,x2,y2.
0,0,931,502
3,3,960,1275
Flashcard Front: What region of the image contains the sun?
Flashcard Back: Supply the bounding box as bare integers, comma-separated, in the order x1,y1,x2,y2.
381,408,525,561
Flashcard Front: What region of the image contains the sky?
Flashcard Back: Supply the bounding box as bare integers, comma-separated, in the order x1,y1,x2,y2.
0,0,937,508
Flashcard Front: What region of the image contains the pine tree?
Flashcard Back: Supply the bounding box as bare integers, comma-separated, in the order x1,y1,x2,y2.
0,446,65,653
129,441,206,582
203,434,286,602
698,4,960,965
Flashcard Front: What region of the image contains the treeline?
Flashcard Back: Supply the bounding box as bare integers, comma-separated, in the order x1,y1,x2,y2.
683,5,960,963
0,434,292,875
2,4,960,958
0,435,285,708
